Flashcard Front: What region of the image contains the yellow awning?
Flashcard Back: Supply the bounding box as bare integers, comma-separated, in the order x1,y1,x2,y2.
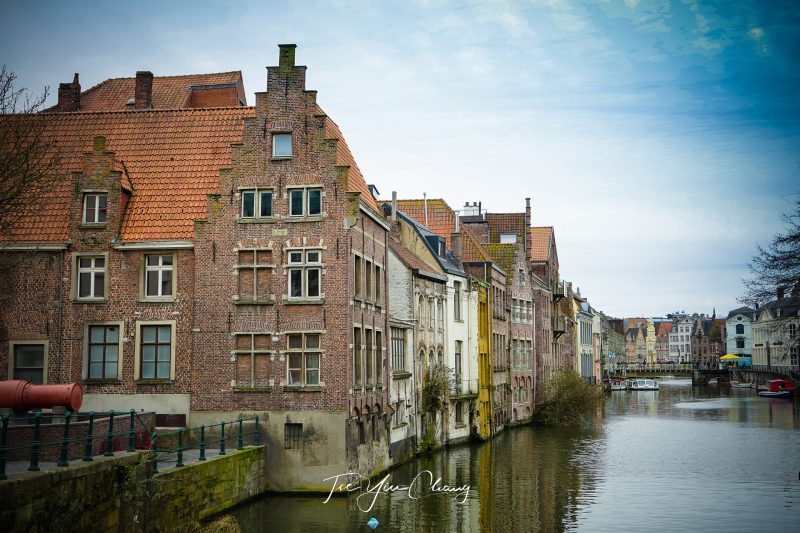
720,354,741,361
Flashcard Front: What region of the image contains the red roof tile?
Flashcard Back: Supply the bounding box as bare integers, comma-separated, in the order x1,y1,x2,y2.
76,72,246,111
322,112,378,212
529,227,553,262
395,199,456,247
1,108,253,243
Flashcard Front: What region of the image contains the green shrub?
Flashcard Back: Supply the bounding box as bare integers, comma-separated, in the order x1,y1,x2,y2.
533,370,604,427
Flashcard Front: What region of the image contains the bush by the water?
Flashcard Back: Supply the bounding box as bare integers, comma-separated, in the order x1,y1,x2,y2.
533,370,604,427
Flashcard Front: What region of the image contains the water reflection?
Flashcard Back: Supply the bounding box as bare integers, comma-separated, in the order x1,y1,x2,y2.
228,380,800,532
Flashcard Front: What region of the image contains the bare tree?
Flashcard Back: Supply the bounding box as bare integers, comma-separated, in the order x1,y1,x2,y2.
740,196,800,307
0,65,61,238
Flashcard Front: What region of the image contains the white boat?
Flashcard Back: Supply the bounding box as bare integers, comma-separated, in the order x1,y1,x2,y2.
627,378,659,391
730,381,753,389
610,379,627,391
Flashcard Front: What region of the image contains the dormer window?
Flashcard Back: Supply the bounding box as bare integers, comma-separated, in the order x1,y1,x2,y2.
500,233,517,244
83,193,107,224
272,133,292,158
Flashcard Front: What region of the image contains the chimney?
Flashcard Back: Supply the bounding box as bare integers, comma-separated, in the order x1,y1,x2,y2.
57,73,81,111
450,232,463,261
279,44,297,72
391,191,397,222
135,71,153,109
792,282,800,297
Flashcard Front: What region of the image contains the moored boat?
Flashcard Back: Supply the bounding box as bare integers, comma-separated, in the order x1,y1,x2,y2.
730,381,754,389
627,378,659,391
757,379,794,399
610,379,627,391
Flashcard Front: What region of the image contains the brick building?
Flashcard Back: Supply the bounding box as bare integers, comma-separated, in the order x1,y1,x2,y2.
1,45,392,490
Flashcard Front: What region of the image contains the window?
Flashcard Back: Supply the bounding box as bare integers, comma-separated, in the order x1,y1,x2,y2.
500,233,516,244
391,327,405,372
429,300,435,329
736,338,745,349
10,343,46,384
87,325,120,380
454,281,462,321
455,402,463,424
273,133,292,158
354,255,362,299
438,300,444,329
82,193,107,224
365,260,373,301
287,249,321,300
240,189,273,219
736,324,744,335
288,187,322,217
354,328,362,387
284,423,302,449
374,264,381,304
235,333,270,387
375,330,383,385
789,324,798,338
455,341,462,380
238,249,273,302
138,323,173,380
77,256,105,300
286,333,320,386
144,254,174,299
365,328,373,386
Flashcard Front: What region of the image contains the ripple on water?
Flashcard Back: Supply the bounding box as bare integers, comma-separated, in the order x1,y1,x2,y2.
674,398,734,410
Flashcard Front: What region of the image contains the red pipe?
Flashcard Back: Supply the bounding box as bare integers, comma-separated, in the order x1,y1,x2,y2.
0,380,83,414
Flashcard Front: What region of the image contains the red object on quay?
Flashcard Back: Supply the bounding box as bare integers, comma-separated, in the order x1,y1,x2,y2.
0,380,84,414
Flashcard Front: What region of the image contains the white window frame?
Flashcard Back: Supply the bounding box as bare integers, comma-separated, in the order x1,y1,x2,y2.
134,321,176,381
287,249,323,301
288,187,322,217
142,253,176,301
83,322,124,381
74,252,108,301
240,188,274,219
8,340,49,384
82,192,108,224
272,133,292,158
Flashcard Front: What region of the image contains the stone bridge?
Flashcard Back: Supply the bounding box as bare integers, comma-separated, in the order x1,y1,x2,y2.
691,368,799,386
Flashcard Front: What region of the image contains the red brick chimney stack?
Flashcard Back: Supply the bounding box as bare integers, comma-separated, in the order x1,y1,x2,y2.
135,71,153,109
57,73,81,111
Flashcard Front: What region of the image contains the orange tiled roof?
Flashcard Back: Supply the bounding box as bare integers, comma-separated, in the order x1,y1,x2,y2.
77,72,246,111
657,322,673,336
321,110,378,212
529,227,553,262
1,108,253,243
396,199,456,247
461,224,493,263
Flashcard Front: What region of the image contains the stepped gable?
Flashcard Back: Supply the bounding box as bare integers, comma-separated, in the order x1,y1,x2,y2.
0,107,254,243
319,109,378,212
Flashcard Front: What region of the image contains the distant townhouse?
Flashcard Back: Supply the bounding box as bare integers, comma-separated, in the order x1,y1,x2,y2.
726,306,755,363
669,315,694,363
577,297,594,382
655,321,672,361
751,291,800,372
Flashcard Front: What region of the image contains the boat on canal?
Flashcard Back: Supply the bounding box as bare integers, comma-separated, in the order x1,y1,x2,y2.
627,378,659,391
730,381,754,389
757,379,794,399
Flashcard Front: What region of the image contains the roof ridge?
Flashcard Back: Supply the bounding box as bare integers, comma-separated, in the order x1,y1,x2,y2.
38,106,255,117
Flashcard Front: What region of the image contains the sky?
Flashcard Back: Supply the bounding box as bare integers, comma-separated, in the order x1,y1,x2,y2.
2,0,798,318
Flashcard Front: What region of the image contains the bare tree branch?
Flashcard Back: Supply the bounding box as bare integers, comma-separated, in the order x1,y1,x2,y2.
0,65,62,238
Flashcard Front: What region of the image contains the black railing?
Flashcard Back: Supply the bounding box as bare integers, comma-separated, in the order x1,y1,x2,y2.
0,410,152,480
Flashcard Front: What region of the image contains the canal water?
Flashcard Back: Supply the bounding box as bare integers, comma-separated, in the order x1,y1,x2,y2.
226,378,800,531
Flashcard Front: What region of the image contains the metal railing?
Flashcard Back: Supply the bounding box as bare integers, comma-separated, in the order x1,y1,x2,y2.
150,416,260,472
0,410,152,480
0,411,262,479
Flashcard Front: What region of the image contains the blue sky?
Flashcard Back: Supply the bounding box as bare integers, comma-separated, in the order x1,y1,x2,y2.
2,0,798,317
